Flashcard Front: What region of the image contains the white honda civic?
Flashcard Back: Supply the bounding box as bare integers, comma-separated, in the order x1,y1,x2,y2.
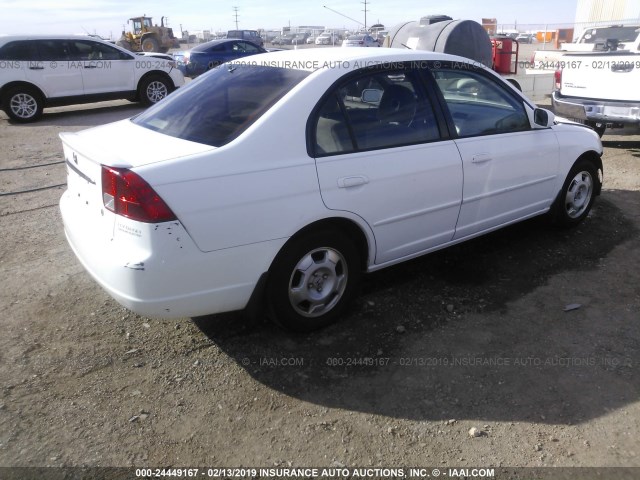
60,48,603,331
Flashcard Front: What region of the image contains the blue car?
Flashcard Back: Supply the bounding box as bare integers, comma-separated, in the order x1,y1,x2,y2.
176,39,266,77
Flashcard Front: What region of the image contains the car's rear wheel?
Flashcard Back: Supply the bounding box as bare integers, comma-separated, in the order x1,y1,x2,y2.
267,230,361,332
139,75,170,106
3,86,43,123
550,159,598,227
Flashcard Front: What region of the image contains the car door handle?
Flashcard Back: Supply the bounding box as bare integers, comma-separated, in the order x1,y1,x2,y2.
84,65,98,69
471,153,492,164
28,66,44,70
337,176,369,188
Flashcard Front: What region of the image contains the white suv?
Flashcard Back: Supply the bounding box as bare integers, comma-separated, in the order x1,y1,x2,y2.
0,35,184,122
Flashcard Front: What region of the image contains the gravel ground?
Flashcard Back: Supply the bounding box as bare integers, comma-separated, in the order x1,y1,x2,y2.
1,98,639,480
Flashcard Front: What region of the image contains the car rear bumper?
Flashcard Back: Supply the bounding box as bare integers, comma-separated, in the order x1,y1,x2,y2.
552,91,640,124
60,190,280,319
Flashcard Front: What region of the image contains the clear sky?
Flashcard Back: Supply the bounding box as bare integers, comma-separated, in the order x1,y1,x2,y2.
1,0,578,38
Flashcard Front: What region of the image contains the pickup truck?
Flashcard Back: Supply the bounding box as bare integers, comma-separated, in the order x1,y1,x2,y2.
552,42,640,136
533,24,640,70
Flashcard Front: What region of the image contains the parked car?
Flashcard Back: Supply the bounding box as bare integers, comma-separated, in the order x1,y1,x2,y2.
271,34,293,45
227,29,264,47
316,33,340,45
59,48,603,332
342,34,380,47
176,39,266,77
553,46,640,136
515,33,535,44
306,36,317,44
290,33,310,45
0,35,184,123
376,31,389,45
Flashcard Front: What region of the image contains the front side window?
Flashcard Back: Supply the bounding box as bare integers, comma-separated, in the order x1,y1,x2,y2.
312,69,441,156
431,68,530,137
70,40,131,61
133,65,310,147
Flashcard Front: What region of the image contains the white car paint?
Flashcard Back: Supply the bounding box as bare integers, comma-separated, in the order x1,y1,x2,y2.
59,48,603,323
0,35,184,121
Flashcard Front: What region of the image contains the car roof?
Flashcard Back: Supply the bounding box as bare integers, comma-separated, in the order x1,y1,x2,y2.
231,47,470,72
192,38,260,50
0,34,102,43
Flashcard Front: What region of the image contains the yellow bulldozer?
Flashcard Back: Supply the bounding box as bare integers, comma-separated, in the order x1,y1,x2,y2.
116,16,181,53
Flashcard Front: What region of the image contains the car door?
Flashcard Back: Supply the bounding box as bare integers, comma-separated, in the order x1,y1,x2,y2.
312,67,463,265
430,65,560,240
29,40,84,98
69,40,135,95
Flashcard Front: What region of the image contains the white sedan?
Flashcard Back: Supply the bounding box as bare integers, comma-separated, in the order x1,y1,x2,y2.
60,48,603,331
342,34,380,47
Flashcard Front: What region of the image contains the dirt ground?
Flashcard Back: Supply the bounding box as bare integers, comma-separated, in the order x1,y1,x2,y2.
1,98,639,479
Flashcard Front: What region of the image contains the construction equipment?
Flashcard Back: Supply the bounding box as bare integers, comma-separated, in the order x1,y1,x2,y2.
117,16,180,53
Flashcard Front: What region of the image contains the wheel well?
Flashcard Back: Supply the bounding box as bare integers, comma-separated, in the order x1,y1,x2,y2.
279,218,371,272
576,150,603,195
0,82,45,104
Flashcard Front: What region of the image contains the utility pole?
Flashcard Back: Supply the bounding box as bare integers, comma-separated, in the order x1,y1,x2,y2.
362,0,369,31
323,5,365,28
233,7,239,30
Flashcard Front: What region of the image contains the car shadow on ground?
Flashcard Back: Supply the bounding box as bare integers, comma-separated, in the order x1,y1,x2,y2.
192,190,639,425
602,139,640,158
0,101,144,128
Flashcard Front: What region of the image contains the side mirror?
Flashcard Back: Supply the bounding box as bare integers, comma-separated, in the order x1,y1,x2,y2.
534,108,555,128
361,88,383,104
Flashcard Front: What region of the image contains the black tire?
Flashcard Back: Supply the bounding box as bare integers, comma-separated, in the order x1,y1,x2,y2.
585,121,606,137
138,75,171,106
550,159,598,227
141,37,160,52
267,230,362,332
2,86,43,123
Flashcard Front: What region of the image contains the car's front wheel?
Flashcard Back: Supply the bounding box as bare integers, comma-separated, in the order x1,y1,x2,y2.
139,75,171,106
2,86,43,123
267,230,362,332
550,159,598,227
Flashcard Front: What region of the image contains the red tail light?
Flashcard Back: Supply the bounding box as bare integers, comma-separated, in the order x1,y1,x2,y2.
554,69,562,90
101,166,177,223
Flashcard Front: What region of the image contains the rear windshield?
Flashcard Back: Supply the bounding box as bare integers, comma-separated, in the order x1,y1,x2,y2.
579,26,639,43
132,64,310,147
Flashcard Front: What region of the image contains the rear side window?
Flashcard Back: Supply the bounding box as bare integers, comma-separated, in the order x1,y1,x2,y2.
133,65,310,147
35,40,71,61
234,42,261,53
0,41,38,61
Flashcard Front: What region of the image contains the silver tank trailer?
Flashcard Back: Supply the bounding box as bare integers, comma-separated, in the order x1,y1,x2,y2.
385,16,493,68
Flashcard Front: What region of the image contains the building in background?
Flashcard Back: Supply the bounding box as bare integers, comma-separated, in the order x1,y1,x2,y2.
574,0,640,27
